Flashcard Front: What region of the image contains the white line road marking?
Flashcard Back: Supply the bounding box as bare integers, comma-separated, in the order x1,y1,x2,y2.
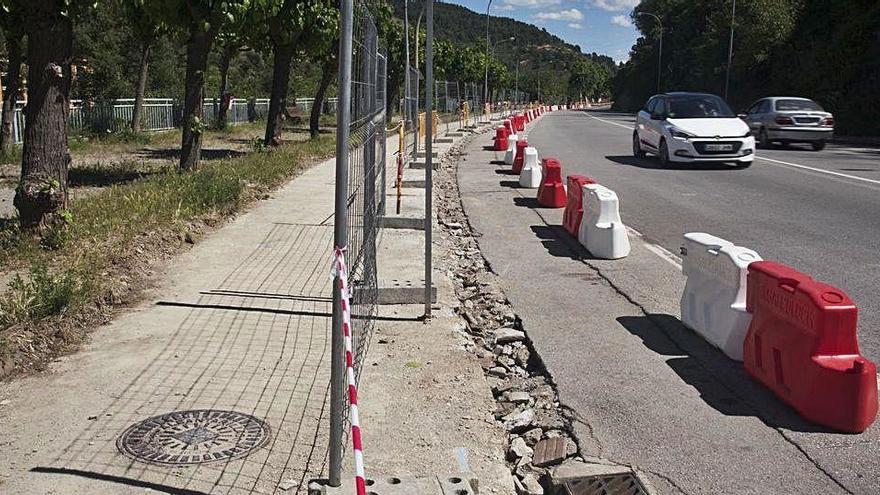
584,112,633,130
755,156,880,186
626,226,683,270
584,112,880,188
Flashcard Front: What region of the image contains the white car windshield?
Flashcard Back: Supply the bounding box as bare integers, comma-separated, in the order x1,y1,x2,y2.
667,95,735,119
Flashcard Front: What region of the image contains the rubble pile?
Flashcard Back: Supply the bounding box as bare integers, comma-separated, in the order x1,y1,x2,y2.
433,129,585,495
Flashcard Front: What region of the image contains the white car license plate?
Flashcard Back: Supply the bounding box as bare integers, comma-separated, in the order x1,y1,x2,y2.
705,144,733,151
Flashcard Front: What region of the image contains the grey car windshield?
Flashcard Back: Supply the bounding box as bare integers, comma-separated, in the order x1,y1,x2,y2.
666,95,735,119
775,99,824,111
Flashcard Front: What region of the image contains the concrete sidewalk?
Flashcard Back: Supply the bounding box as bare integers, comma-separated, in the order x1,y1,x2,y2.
0,155,341,494
0,120,513,495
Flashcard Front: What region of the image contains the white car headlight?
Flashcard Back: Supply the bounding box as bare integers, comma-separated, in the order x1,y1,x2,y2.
667,126,696,140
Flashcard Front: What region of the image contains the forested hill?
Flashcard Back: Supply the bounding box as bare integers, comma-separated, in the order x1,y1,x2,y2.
391,0,616,100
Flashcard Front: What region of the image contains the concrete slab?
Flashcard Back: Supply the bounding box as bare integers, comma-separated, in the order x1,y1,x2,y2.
379,216,425,230
375,278,437,304
410,159,441,170
309,474,476,495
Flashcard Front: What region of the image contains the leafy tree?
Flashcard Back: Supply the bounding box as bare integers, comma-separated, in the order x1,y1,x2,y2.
120,0,167,132
143,0,250,170
7,0,95,229
250,0,336,146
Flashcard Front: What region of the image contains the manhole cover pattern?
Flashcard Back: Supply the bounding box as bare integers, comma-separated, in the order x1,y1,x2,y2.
117,409,271,465
564,473,650,495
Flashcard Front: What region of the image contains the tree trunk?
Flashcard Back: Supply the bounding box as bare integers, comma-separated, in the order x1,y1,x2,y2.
14,6,73,230
216,45,234,129
131,41,151,132
310,57,335,139
1,33,23,153
180,29,213,171
264,42,294,147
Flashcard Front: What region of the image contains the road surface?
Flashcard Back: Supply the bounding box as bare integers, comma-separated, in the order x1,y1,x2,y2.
457,110,880,494
542,110,880,362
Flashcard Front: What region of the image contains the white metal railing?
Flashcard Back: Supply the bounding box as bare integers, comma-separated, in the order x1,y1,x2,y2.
10,95,340,145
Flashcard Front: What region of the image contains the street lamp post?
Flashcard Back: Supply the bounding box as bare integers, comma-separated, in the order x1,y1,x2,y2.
636,12,662,94
724,0,736,100
491,36,515,108
484,0,492,112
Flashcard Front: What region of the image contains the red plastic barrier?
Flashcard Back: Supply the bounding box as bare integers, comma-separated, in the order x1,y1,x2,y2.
504,120,513,136
494,126,509,152
515,115,525,132
525,111,532,123
743,261,878,432
562,175,596,236
537,157,566,208
512,139,529,174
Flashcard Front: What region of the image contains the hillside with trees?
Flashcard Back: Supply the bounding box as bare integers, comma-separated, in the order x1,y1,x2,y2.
392,0,617,102
612,0,880,136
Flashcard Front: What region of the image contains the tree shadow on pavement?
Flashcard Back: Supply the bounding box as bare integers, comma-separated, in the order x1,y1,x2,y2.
606,155,738,171
499,180,520,188
616,314,837,433
490,160,507,166
495,168,515,175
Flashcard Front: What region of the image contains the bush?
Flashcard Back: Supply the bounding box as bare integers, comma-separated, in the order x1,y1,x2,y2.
0,263,93,328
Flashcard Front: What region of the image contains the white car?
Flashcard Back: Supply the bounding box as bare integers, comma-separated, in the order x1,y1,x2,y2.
633,92,756,168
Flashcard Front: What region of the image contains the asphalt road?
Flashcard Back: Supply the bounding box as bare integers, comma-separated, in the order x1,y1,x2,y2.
457,111,880,494
537,110,880,362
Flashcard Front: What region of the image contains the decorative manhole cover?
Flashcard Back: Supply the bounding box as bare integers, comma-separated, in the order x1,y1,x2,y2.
117,409,271,465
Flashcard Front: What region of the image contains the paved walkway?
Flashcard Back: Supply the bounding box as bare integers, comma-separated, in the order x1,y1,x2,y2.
0,156,341,494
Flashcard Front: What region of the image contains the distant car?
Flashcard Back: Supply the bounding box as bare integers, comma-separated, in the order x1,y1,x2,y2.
633,92,755,168
740,97,833,151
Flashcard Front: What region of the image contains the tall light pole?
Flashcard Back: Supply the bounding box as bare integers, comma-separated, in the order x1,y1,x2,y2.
636,12,662,93
724,0,736,100
484,0,492,108
404,0,410,129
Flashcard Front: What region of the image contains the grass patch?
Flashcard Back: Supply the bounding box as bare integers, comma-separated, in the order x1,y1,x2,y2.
0,145,22,166
0,135,335,374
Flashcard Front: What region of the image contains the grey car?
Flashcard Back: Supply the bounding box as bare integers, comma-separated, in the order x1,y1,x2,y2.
739,97,834,150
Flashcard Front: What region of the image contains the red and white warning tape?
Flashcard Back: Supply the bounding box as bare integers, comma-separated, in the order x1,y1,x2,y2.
331,246,366,495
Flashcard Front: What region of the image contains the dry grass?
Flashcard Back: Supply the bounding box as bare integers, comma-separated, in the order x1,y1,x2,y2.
0,134,335,377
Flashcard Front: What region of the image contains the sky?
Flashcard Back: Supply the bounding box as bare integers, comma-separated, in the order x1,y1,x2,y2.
443,0,641,63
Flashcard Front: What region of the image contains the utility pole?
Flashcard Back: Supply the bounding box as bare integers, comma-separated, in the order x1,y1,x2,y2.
724,0,736,100
424,0,434,319
484,0,492,109
404,0,411,130
636,12,663,93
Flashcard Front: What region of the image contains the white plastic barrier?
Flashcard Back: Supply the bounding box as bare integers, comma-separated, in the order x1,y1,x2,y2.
519,147,541,188
504,134,519,165
578,185,630,259
680,232,762,361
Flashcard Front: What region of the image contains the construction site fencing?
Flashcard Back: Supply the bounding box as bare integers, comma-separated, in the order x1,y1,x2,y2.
329,0,386,484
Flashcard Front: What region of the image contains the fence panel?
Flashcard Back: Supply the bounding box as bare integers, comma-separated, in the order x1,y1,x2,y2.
329,0,386,482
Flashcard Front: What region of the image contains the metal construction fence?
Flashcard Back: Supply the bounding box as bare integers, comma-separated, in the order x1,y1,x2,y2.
329,0,386,485
10,96,340,144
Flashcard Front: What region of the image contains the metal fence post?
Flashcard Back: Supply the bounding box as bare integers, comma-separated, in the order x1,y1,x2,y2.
329,0,354,485
424,0,434,319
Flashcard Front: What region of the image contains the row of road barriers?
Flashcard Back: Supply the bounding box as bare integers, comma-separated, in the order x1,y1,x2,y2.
9,96,339,144
494,105,632,260
680,232,878,432
489,104,877,433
